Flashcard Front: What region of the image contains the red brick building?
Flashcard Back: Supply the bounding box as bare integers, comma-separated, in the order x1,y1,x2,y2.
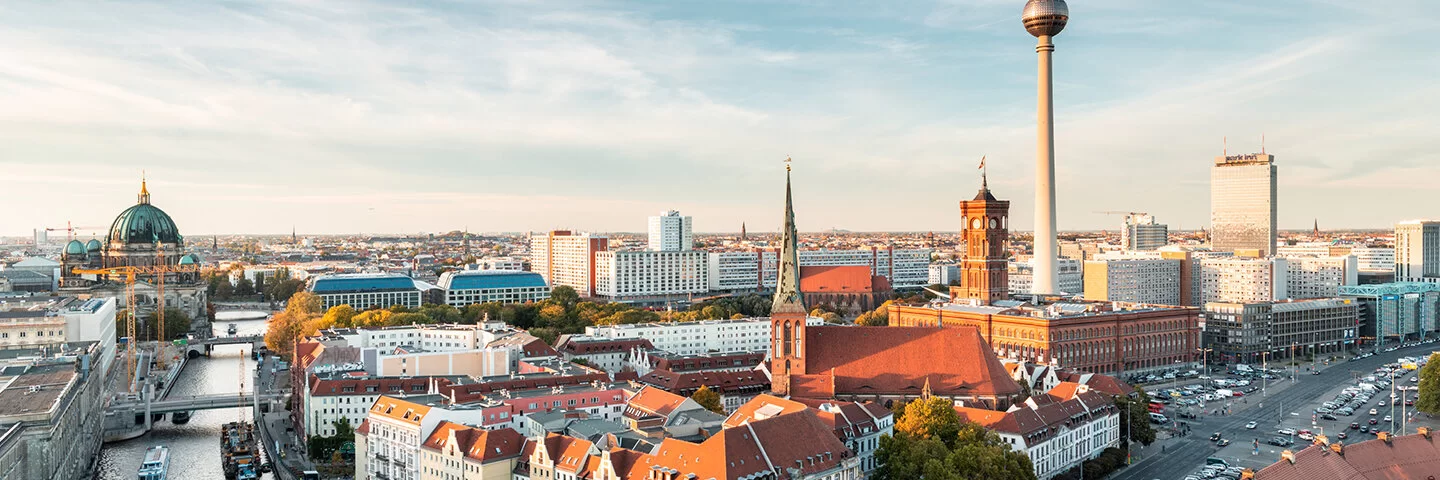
799,265,892,313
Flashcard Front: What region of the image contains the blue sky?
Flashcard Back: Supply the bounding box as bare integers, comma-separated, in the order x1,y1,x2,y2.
2,0,1435,237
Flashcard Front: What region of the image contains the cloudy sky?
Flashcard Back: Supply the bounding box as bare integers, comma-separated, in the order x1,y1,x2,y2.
2,0,1435,237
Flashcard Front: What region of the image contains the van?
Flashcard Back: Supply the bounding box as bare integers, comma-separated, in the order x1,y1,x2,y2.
1149,413,1168,424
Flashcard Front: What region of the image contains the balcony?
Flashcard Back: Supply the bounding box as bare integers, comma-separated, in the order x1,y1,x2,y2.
376,473,390,480
375,453,390,461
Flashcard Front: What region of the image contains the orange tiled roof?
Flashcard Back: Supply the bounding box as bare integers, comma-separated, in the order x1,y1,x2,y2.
635,407,854,480
799,265,878,293
369,395,432,426
421,421,526,464
1254,433,1440,480
793,326,1022,399
625,386,689,419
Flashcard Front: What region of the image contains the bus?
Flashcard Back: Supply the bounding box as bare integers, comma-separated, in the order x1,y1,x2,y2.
1148,402,1165,414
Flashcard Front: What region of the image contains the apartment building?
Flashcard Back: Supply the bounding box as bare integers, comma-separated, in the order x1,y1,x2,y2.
583,316,822,356
1010,258,1084,296
530,231,609,297
707,247,932,292
648,210,693,252
593,250,710,300
1396,220,1440,282
1083,258,1181,305
954,384,1120,480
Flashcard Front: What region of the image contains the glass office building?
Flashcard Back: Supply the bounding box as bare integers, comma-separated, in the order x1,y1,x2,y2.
1211,153,1277,256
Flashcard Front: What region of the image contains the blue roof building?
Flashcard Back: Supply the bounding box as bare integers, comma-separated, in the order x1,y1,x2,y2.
437,270,550,308
308,273,424,310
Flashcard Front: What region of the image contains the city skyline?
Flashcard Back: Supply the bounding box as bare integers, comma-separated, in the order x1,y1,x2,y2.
3,1,1437,236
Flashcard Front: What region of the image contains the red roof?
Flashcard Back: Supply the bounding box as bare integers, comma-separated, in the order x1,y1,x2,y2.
557,337,654,355
295,341,324,370
312,376,448,397
624,386,691,420
954,387,1116,447
647,351,766,373
799,265,880,293
1055,371,1132,397
421,421,526,463
635,407,853,480
541,433,594,474
356,419,371,436
1255,433,1440,480
726,394,889,445
638,369,769,395
441,372,611,403
791,326,1022,400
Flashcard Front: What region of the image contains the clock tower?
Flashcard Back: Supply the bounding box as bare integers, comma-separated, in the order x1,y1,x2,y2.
953,175,1010,305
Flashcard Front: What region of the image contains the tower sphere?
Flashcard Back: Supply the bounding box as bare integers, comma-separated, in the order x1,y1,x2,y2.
1022,0,1068,37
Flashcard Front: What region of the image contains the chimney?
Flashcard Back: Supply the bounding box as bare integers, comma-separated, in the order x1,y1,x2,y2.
1240,470,1256,480
1378,431,1392,443
1313,434,1329,446
1329,443,1343,455
1420,427,1433,439
1280,450,1295,464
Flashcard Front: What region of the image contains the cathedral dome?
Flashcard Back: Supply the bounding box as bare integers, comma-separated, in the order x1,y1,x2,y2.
64,240,86,256
179,253,200,265
107,180,183,246
86,239,102,252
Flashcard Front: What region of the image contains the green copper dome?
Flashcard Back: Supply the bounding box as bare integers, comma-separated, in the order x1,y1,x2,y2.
107,180,183,246
64,240,86,256
179,253,200,265
86,239,101,252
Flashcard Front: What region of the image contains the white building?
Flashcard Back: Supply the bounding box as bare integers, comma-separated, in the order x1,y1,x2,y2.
309,273,424,310
929,264,960,286
0,297,117,375
529,231,609,297
1283,255,1358,299
1211,153,1278,256
1122,214,1168,251
363,395,488,480
955,386,1120,480
648,210,693,252
707,248,932,292
478,257,525,271
1083,258,1181,305
1351,247,1396,274
594,250,710,300
1010,258,1084,296
1396,220,1440,282
584,317,822,356
437,270,549,307
1201,257,1286,304
1200,256,1357,304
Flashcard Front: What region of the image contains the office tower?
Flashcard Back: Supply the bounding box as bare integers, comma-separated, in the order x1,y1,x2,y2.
1395,220,1440,282
529,230,608,297
1211,153,1277,256
955,178,1010,305
1008,258,1083,296
647,210,693,252
1023,0,1069,295
1121,213,1168,251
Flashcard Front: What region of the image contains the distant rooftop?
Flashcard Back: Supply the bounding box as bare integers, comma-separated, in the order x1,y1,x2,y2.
310,273,420,294
438,270,547,291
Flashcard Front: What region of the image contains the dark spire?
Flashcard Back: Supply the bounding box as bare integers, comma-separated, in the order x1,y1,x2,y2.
1313,218,1319,236
773,158,806,314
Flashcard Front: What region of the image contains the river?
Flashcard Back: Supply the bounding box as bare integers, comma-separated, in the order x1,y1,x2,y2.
95,314,275,480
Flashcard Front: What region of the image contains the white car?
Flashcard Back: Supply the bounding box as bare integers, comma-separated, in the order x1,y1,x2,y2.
1278,428,1296,435
1246,421,1258,429
1370,408,1379,415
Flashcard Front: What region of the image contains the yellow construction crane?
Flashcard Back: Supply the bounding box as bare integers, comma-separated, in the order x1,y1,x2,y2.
71,262,212,391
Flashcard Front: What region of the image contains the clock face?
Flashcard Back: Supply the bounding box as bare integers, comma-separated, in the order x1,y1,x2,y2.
971,218,981,229
989,218,998,228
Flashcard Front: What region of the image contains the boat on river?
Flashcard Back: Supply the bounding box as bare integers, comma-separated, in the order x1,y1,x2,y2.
137,446,169,480
170,410,191,424
221,421,260,480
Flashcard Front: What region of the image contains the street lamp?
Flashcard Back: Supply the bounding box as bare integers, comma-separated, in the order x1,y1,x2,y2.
1259,351,1271,397
1197,347,1213,376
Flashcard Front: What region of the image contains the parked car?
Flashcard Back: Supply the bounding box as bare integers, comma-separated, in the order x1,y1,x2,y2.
1246,421,1258,429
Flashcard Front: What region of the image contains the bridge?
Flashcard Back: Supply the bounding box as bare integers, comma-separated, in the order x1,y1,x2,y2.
110,392,286,415
185,334,265,357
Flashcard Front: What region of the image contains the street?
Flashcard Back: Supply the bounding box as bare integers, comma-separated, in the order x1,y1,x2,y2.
1113,343,1439,480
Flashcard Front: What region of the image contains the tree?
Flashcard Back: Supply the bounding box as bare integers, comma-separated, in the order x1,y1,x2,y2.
550,285,580,308
234,277,256,297
875,411,1037,480
213,277,235,300
536,304,568,327
896,397,961,442
267,278,305,303
418,303,461,324
1117,386,1157,446
692,385,724,414
265,291,326,361
1416,353,1440,415
287,291,324,317
388,312,430,327
320,305,358,329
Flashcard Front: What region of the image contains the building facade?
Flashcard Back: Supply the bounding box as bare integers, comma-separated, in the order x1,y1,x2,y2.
1340,282,1440,346
1083,258,1181,305
309,273,425,310
1122,213,1168,251
438,270,550,307
1211,153,1278,256
1396,220,1440,282
1009,258,1084,296
529,231,609,297
583,317,822,356
707,247,932,292
929,264,960,286
1202,298,1359,364
955,385,1120,480
647,210,693,252
593,250,710,301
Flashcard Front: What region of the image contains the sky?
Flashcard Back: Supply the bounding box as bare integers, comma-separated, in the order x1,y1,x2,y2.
2,0,1437,237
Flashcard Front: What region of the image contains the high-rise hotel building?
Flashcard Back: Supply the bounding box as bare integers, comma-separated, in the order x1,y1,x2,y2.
1121,213,1168,251
648,210,693,252
1395,220,1440,283
1211,153,1277,256
529,231,609,297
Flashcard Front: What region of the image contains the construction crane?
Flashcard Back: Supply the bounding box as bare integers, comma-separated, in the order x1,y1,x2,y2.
45,221,105,243
71,262,212,392
1094,210,1148,218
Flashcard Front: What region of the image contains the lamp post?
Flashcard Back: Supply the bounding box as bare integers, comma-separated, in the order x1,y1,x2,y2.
1259,351,1271,397
1197,347,1213,376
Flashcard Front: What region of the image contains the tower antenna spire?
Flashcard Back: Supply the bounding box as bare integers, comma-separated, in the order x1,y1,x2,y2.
979,155,988,190
1262,133,1266,154
1223,136,1228,157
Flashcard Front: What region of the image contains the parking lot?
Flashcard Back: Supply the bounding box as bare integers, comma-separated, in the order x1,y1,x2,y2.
1113,341,1440,480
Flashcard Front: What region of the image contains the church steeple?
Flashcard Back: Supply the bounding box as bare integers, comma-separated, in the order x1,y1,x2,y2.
773,159,805,314
138,174,151,205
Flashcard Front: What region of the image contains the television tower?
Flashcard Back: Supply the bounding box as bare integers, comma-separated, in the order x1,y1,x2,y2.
1023,0,1068,295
